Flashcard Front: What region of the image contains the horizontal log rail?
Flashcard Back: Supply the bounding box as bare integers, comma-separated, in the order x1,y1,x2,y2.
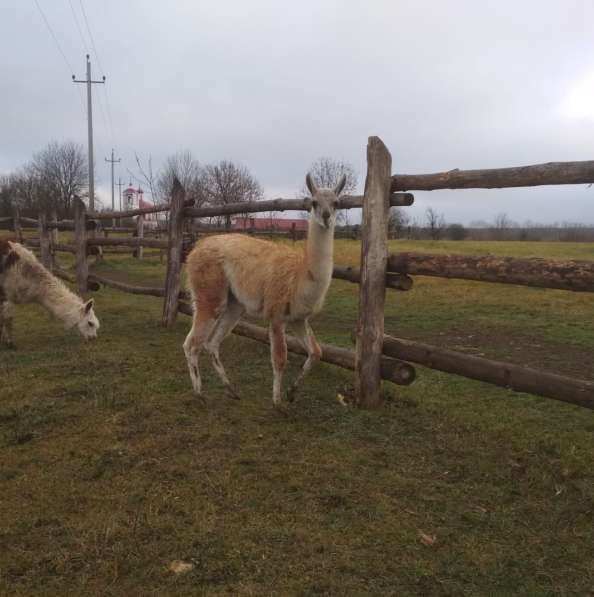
87,237,168,249
54,267,100,291
47,219,98,231
183,192,414,219
176,302,415,386
87,198,195,220
88,204,170,220
19,217,39,227
192,226,295,237
391,160,594,191
333,265,413,290
99,226,141,233
53,243,77,254
388,252,594,292
381,333,594,410
88,273,165,297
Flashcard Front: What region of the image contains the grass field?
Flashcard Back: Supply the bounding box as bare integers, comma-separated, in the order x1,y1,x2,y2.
1,237,593,596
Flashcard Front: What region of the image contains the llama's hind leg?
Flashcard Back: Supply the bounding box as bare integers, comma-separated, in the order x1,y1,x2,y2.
286,319,321,402
0,297,15,349
269,321,287,408
205,298,245,400
183,311,216,397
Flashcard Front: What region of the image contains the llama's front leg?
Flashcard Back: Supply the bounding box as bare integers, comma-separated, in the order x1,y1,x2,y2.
0,299,15,349
269,321,287,408
286,319,321,402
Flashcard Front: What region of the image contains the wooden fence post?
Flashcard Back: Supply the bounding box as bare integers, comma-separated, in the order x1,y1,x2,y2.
74,198,88,293
12,204,23,243
354,136,392,408
136,214,144,260
38,212,52,270
162,178,186,327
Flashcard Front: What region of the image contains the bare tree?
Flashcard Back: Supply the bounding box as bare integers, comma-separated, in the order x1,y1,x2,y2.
425,207,446,240
302,157,358,225
493,212,513,240
197,161,263,228
31,141,87,218
131,153,158,204
156,150,202,205
388,207,410,239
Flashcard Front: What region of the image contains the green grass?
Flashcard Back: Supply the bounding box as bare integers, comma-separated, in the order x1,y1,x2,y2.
1,238,593,596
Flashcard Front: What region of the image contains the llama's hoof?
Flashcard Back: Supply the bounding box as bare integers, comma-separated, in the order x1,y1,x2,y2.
225,386,241,401
0,340,15,350
272,402,288,416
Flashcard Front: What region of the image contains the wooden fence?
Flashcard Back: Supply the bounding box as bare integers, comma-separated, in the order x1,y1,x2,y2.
2,136,593,411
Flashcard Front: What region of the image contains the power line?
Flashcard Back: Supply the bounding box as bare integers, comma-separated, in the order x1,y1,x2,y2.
32,0,75,73
32,0,86,115
68,0,90,55
79,0,104,74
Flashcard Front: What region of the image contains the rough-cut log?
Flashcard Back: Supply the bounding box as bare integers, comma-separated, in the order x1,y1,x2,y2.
88,198,194,221
54,267,100,291
38,212,51,269
381,334,594,410
87,237,168,249
73,198,88,293
388,253,594,292
52,243,77,254
192,226,293,237
183,192,413,219
391,160,594,192
88,273,165,297
46,219,97,231
355,137,393,409
178,303,416,386
162,179,186,327
19,217,39,228
98,226,138,233
333,265,413,291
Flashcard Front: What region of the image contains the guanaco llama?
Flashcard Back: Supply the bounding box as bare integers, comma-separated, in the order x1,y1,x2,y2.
184,173,346,406
0,240,99,348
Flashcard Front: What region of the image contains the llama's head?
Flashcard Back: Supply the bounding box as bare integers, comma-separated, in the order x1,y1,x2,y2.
306,173,346,230
77,299,100,340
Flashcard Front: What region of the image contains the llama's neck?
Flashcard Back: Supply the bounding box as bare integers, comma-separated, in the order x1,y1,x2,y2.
300,217,335,306
37,272,84,328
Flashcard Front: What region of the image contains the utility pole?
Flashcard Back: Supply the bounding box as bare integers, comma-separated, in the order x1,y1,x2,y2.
73,54,105,212
116,178,125,212
105,149,121,226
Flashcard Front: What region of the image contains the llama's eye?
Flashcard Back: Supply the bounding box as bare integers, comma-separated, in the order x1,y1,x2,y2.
311,199,318,209
88,322,94,327
333,200,340,209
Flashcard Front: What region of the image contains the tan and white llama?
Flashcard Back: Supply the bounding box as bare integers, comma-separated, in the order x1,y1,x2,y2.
0,240,99,348
184,173,346,407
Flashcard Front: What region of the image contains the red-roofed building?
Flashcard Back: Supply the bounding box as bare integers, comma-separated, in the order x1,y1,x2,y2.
232,217,308,231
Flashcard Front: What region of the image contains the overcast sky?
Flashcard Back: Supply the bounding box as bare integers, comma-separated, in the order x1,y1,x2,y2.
1,0,593,224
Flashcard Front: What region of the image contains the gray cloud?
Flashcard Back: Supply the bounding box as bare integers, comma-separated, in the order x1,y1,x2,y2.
1,0,593,224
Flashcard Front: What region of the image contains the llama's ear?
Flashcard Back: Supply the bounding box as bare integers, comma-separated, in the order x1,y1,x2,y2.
334,174,347,196
306,173,318,197
84,299,94,314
